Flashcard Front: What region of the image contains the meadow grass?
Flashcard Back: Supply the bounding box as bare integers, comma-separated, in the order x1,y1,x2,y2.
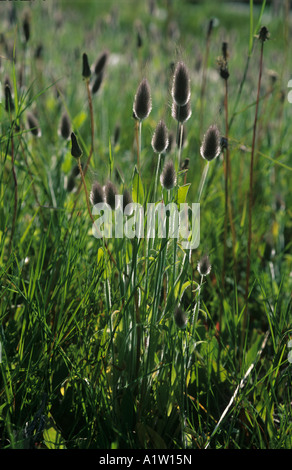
0,0,291,449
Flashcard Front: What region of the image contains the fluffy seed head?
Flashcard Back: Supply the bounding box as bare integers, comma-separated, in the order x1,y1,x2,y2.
5,84,14,113
82,52,91,79
174,306,187,329
151,120,169,154
22,12,30,43
59,112,71,140
160,160,177,190
94,50,109,75
122,188,132,212
197,254,212,277
258,26,270,42
70,132,82,159
133,78,152,121
67,175,75,192
90,181,104,206
27,112,41,137
171,100,192,123
104,181,117,210
91,72,103,94
200,124,221,161
171,61,191,107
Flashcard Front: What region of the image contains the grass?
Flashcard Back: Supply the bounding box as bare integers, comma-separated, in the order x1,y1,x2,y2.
0,0,291,450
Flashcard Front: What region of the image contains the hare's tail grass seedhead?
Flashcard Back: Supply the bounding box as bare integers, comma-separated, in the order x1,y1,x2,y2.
197,254,212,277
90,181,104,206
27,111,41,137
174,305,187,329
70,132,82,159
91,72,104,95
93,50,109,75
105,181,118,210
133,78,152,121
160,160,177,190
5,84,14,113
171,100,192,123
122,188,132,212
59,111,71,140
67,174,75,193
82,52,91,80
171,61,191,107
22,11,30,44
151,120,169,154
200,124,221,162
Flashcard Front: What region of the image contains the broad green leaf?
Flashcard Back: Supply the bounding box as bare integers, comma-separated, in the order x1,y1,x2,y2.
177,184,190,205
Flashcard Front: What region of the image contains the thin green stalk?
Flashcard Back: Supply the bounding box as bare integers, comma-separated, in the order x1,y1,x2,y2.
197,161,210,203
154,152,161,203
242,36,265,351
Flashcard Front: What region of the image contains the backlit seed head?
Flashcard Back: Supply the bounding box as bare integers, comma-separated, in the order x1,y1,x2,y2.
70,132,82,159
200,124,221,161
174,306,187,329
105,181,117,210
90,181,104,206
67,175,75,193
5,84,14,113
222,41,228,61
22,12,30,43
171,100,192,123
151,120,169,154
122,188,132,212
93,50,109,75
91,72,104,94
171,61,191,107
27,112,41,137
82,52,91,79
59,111,71,140
160,160,177,190
133,78,152,121
197,254,212,277
258,26,270,42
